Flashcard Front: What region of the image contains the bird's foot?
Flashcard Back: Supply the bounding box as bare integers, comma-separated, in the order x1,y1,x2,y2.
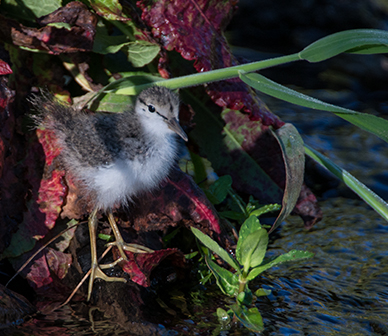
106,211,154,260
87,262,127,301
107,241,154,260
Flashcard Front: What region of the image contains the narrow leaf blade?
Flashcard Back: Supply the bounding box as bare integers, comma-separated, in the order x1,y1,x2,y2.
191,227,241,273
246,250,314,281
240,72,388,144
299,29,388,62
305,145,388,222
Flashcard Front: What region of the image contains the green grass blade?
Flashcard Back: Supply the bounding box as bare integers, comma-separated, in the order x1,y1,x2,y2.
239,72,388,144
299,29,388,62
305,145,388,222
191,227,241,274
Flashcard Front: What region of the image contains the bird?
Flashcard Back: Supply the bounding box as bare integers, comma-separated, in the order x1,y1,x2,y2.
32,86,188,300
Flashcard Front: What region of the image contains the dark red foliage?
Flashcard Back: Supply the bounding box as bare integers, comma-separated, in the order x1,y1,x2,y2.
138,0,283,127
0,2,97,54
133,169,221,236
0,59,12,75
119,248,185,287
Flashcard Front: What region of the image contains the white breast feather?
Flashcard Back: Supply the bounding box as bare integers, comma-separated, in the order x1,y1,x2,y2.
82,134,177,210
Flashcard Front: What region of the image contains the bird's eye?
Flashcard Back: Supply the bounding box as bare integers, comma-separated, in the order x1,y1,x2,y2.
148,105,156,113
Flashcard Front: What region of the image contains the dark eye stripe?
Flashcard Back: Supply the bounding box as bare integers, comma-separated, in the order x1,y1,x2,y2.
156,111,168,120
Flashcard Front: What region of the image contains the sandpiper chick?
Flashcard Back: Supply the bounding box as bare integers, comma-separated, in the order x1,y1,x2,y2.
33,86,187,300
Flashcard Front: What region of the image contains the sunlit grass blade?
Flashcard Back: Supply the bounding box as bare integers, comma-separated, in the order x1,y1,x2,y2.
191,227,241,274
239,72,388,144
305,145,388,222
299,29,388,62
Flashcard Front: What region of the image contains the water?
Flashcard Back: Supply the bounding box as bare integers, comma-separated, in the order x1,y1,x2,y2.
257,197,388,335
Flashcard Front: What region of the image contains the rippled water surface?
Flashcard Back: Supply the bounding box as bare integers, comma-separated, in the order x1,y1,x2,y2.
256,197,388,335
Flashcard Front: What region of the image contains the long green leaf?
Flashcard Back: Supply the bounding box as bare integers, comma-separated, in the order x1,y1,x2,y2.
246,250,314,281
239,72,388,144
191,227,241,274
305,145,388,222
299,29,388,62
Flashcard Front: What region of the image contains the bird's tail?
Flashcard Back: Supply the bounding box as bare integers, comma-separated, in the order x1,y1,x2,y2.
29,92,78,134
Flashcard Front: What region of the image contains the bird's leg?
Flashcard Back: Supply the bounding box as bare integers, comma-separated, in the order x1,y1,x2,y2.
87,207,126,301
106,210,154,257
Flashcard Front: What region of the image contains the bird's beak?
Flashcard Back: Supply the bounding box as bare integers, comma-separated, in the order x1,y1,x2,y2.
167,118,188,141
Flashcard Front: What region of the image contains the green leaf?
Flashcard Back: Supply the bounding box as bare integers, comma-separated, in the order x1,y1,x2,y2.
205,257,239,297
218,210,246,222
240,72,388,144
98,233,112,242
246,250,314,281
189,151,208,184
230,304,264,332
238,216,262,243
206,175,233,205
305,145,388,222
93,33,130,55
237,289,253,306
216,307,232,324
299,29,388,62
237,229,268,271
47,22,72,30
255,288,272,297
249,203,281,218
87,92,135,113
1,0,61,20
125,40,161,68
191,227,241,273
184,251,198,259
89,0,125,21
269,124,305,233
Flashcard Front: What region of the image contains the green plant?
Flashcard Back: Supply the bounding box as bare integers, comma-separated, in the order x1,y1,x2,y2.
192,212,313,332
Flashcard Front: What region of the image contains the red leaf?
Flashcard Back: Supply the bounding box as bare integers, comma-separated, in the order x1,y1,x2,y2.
45,247,72,280
119,248,185,287
25,254,52,289
133,169,221,236
0,59,12,75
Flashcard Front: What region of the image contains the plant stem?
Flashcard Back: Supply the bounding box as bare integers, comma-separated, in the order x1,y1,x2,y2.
239,275,247,294
114,53,301,94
